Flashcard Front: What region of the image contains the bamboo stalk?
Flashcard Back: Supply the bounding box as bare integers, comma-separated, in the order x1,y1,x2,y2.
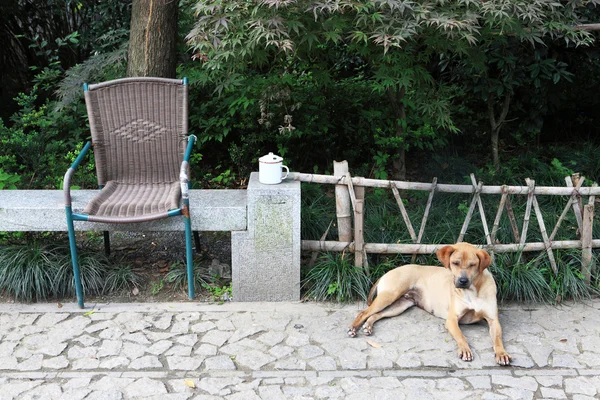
516,179,535,265
345,172,357,213
391,184,417,243
505,195,521,243
288,172,600,196
549,176,585,241
581,203,594,284
302,239,600,253
470,174,492,246
412,178,437,262
354,199,365,269
566,176,584,233
334,161,352,242
527,178,558,275
458,181,482,243
491,187,508,244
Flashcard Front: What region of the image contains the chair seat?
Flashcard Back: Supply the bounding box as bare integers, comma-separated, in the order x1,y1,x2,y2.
83,181,181,218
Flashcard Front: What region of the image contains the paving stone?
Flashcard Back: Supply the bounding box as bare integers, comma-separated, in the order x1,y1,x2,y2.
578,352,600,367
17,354,43,371
535,375,563,387
258,385,284,400
215,319,235,331
195,344,218,356
338,347,367,370
540,387,567,399
171,320,191,334
122,332,151,345
314,385,345,398
285,333,310,347
122,342,146,359
235,350,276,370
467,375,491,390
521,342,552,367
72,358,100,370
167,356,203,370
191,321,217,333
86,321,115,334
165,345,193,356
396,352,422,368
129,355,163,369
552,353,583,368
153,314,174,330
226,390,261,400
201,330,233,346
257,331,286,347
228,327,265,344
204,355,236,370
274,357,306,370
124,377,167,397
63,377,91,390
491,375,538,391
564,377,597,396
99,356,130,369
91,377,135,391
308,356,337,371
42,355,70,369
67,345,97,359
59,388,91,400
176,334,198,347
147,340,173,355
496,387,534,400
369,377,402,389
35,313,70,327
0,380,43,398
367,355,394,369
298,345,324,359
176,312,201,322
85,391,123,400
198,377,244,395
97,340,123,358
269,345,294,359
0,341,18,357
98,327,123,340
581,335,600,353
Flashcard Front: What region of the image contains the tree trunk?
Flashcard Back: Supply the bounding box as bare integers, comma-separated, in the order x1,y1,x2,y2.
487,92,511,172
127,0,178,78
388,87,407,181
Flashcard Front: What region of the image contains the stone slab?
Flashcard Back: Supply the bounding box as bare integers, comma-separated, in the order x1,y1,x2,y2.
0,189,246,232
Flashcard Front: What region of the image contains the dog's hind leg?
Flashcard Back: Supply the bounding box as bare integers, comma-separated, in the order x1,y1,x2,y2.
348,292,401,337
362,297,415,336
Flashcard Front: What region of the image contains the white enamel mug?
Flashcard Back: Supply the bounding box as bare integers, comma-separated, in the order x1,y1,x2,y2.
259,152,289,184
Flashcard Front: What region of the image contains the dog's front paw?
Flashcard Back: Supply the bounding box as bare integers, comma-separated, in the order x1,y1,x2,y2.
362,325,373,336
495,351,511,366
347,327,357,338
457,345,473,362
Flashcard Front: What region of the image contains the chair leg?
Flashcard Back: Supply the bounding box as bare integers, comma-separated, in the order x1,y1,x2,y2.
66,206,85,309
193,231,201,254
184,206,195,299
103,231,111,255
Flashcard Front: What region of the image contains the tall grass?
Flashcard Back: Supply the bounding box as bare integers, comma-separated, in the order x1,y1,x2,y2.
0,243,140,302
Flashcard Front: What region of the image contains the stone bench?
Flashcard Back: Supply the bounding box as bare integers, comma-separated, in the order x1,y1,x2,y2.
0,172,300,302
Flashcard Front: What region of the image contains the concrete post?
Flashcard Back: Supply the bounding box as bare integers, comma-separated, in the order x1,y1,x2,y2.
232,172,301,301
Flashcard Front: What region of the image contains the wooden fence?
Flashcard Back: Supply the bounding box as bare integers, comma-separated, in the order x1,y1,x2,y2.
290,162,600,283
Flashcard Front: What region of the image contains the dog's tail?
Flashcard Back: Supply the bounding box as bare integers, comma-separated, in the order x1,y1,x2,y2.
367,278,380,306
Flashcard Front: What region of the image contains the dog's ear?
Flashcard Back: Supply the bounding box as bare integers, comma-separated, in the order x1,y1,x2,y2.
436,245,455,269
477,249,492,272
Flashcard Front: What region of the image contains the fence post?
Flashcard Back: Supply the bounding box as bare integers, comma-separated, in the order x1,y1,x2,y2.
334,161,352,243
582,203,595,284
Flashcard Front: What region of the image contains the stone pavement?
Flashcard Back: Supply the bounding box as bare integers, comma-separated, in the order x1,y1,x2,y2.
0,300,599,400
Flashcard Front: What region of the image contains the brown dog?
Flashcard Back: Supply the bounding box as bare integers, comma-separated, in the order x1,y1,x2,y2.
348,242,511,365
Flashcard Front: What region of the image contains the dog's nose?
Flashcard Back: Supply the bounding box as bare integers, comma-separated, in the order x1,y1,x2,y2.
458,277,469,286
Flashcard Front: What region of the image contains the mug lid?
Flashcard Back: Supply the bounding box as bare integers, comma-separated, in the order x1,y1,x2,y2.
259,152,283,163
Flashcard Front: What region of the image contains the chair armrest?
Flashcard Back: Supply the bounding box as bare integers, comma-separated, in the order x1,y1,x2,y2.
64,141,92,207
180,135,196,201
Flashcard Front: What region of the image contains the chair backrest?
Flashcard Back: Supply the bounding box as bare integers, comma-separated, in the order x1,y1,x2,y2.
84,77,188,186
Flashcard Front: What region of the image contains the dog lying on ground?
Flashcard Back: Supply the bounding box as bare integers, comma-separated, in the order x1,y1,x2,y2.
348,242,511,366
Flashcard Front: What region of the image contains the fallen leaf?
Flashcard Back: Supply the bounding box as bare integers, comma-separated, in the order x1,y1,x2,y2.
367,340,382,348
559,339,567,342
83,310,96,317
184,380,196,389
132,287,140,296
57,302,63,308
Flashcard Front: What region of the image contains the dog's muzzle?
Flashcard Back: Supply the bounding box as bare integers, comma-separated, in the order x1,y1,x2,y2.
455,276,470,289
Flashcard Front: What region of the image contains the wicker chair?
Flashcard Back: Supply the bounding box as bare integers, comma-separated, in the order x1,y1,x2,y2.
64,77,196,308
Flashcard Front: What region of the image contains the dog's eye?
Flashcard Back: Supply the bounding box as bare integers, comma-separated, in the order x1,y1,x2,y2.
452,261,460,266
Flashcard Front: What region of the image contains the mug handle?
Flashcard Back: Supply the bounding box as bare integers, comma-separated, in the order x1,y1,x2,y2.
281,165,289,180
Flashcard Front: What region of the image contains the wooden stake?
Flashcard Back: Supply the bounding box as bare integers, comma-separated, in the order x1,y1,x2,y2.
309,220,333,269
458,181,482,243
581,203,594,284
517,179,535,265
550,176,585,241
565,176,583,234
526,178,558,275
391,184,417,243
334,161,352,242
354,199,365,269
470,174,493,246
412,178,437,262
491,187,508,244
505,195,521,243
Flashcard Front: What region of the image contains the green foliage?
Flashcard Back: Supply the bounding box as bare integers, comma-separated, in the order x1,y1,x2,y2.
302,253,372,302
0,169,20,190
201,282,232,303
0,243,139,302
164,262,213,292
